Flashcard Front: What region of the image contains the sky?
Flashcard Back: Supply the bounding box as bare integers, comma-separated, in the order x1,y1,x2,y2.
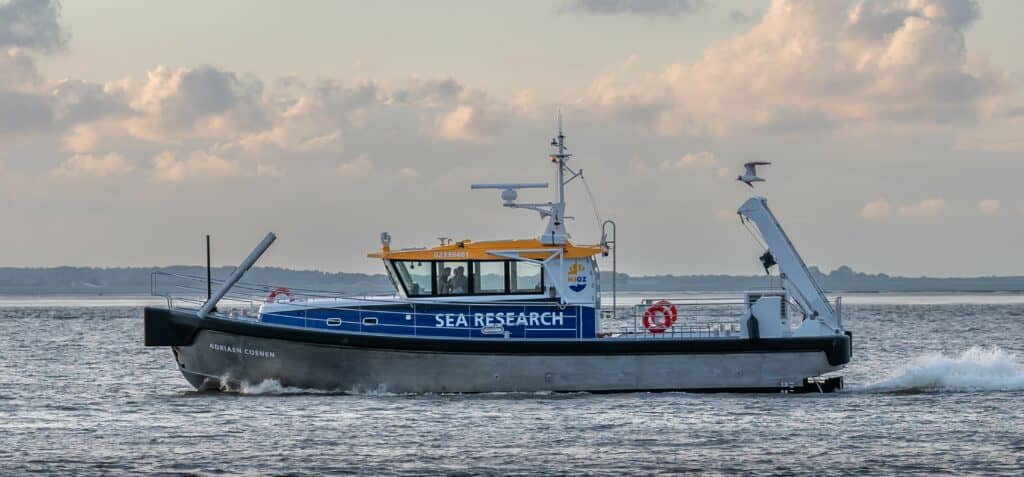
1,0,1023,277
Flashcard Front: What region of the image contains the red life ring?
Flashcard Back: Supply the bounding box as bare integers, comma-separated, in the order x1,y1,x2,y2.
266,287,295,303
643,300,678,334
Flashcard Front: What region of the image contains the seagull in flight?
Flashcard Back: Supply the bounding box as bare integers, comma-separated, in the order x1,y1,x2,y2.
737,161,771,188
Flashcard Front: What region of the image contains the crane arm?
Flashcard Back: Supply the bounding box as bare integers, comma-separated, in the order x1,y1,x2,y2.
737,197,839,331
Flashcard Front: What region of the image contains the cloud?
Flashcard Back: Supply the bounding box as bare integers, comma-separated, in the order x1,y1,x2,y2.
978,199,1000,215
0,47,41,86
728,9,762,23
901,198,950,217
133,65,242,116
0,26,523,181
0,1,1022,277
437,104,500,142
0,49,52,133
51,78,131,125
561,0,705,17
581,0,1015,136
336,154,375,178
49,152,134,178
55,68,513,167
150,150,240,182
218,96,343,156
658,151,717,171
861,199,896,220
0,89,52,133
391,76,463,106
0,48,130,137
128,64,267,137
255,162,281,178
0,56,120,138
861,197,950,220
954,104,1024,151
0,1,122,139
0,0,67,52
905,196,950,217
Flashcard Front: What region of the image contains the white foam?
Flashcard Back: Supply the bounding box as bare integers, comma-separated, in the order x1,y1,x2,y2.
342,384,403,396
230,382,576,397
225,380,416,396
231,379,332,395
867,346,1024,392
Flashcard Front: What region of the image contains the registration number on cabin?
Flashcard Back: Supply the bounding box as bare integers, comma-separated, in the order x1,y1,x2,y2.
433,251,469,259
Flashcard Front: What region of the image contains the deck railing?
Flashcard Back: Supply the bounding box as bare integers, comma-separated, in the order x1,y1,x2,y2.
151,271,841,339
151,271,587,338
151,271,407,310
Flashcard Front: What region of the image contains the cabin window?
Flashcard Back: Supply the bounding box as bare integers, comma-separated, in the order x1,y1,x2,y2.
473,261,506,295
394,261,433,296
510,261,544,293
436,261,469,295
392,259,544,297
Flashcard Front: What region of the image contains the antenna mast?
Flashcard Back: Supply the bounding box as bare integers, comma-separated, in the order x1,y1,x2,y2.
541,111,583,244
555,112,567,210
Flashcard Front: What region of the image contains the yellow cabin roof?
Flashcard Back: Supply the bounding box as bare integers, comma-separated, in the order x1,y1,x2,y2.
368,238,605,261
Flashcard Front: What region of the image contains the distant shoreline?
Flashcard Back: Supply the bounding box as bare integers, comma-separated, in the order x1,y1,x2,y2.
1,265,1023,295
3,290,1024,297
4,291,1024,309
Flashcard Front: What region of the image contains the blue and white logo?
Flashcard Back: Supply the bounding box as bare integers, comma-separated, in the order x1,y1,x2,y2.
567,263,587,292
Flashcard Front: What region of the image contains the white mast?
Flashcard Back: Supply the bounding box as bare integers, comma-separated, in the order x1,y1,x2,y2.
555,113,567,209
544,112,572,245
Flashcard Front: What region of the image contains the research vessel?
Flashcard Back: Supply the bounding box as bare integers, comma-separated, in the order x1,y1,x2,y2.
144,120,851,393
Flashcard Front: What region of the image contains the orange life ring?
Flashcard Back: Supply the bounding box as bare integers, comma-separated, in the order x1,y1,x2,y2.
643,300,678,334
266,287,295,303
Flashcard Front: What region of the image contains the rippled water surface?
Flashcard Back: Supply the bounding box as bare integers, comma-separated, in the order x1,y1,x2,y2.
2,296,1024,475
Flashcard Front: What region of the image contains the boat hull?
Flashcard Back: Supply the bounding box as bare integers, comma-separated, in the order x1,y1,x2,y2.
174,330,845,393
147,308,851,393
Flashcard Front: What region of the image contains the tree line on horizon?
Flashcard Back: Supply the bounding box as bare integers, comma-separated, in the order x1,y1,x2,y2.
0,265,1022,294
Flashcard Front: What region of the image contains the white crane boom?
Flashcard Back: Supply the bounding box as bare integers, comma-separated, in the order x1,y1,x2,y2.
737,197,839,331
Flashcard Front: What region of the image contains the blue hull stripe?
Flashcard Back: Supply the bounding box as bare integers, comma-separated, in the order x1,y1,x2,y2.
261,304,596,339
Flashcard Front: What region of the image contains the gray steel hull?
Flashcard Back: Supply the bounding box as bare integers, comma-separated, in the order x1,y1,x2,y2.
172,329,844,393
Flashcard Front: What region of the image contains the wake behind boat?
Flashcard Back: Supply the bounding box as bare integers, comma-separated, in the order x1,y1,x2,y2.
143,119,852,393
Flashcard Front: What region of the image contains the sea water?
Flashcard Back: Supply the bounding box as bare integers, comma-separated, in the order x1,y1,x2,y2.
1,295,1023,475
